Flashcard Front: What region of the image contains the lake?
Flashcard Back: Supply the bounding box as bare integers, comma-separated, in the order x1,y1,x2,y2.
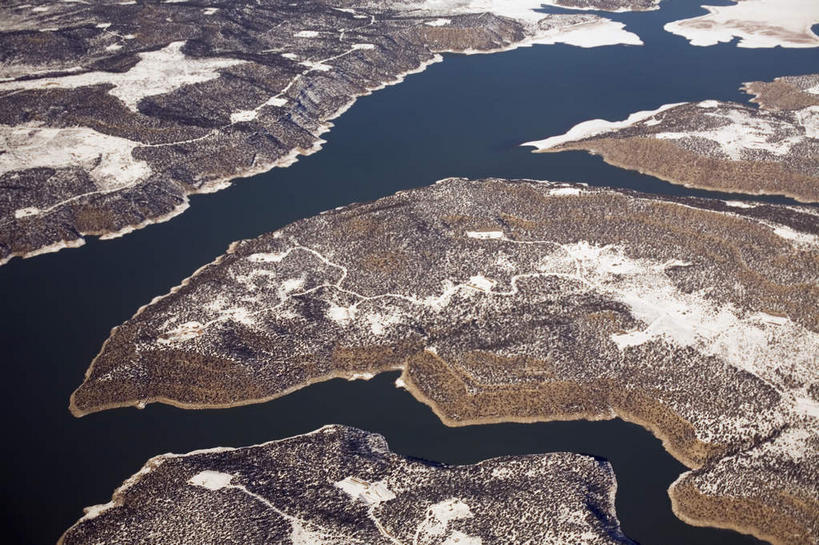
1,1,816,543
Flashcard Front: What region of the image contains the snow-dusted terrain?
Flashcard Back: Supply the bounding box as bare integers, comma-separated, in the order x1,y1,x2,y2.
665,0,819,48
59,425,635,545
0,0,641,266
540,0,661,12
71,177,819,545
523,74,819,202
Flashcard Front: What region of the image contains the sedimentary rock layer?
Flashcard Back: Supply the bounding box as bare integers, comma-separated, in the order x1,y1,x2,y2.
664,0,819,48
59,425,634,545
0,0,640,266
523,76,819,202
72,177,819,545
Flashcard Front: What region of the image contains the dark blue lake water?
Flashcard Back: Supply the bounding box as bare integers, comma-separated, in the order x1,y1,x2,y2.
1,1,817,543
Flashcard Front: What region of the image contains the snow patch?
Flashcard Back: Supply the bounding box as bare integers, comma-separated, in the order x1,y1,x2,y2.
549,187,583,196
294,30,319,38
188,470,233,491
530,19,643,48
653,107,808,161
299,60,332,72
82,503,111,519
771,224,819,246
430,498,473,524
326,303,357,325
14,207,40,219
348,372,375,380
466,230,505,239
290,521,331,545
247,251,289,263
665,0,819,48
365,310,403,335
335,477,396,505
724,200,755,208
467,274,495,292
0,41,244,111
222,307,256,326
522,103,684,150
0,124,150,191
280,277,305,295
411,2,642,46
230,110,258,123
610,329,654,349
796,106,819,138
416,498,481,544
228,96,286,124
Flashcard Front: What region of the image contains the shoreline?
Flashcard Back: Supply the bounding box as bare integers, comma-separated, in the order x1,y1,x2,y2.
72,354,792,545
58,423,631,545
2,12,642,267
669,480,798,545
533,141,819,204
69,363,405,417
394,363,711,469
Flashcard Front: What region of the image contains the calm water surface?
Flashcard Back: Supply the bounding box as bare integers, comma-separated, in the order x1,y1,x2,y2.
2,1,817,543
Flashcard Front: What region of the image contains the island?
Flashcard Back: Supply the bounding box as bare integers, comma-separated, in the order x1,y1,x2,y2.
523,74,819,202
664,0,819,48
71,177,819,545
59,425,635,545
0,0,641,266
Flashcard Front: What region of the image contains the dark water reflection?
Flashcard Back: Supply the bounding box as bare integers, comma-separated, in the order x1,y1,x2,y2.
1,0,816,543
